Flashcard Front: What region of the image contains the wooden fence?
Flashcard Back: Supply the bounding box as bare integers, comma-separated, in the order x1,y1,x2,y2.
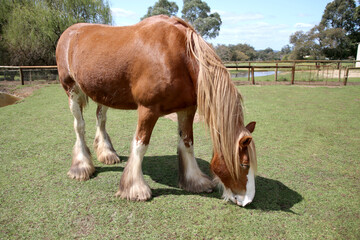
0,66,57,85
1,60,360,86
226,60,360,86
227,65,296,84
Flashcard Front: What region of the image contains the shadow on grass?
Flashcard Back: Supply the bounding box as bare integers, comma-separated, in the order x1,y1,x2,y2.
249,176,303,213
94,155,303,213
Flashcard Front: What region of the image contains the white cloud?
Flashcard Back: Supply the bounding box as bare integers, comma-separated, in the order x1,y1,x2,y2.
111,8,137,18
111,8,139,26
223,13,264,22
294,23,314,29
209,22,291,50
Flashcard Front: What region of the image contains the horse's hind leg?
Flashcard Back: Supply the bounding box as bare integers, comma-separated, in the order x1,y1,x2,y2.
67,86,95,181
94,104,121,164
177,107,215,193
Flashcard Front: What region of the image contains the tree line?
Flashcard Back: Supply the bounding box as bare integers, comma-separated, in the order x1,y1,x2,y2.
214,0,359,62
0,0,358,66
0,0,112,65
289,0,360,60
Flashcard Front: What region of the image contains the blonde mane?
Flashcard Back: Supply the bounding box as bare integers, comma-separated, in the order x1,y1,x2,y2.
183,26,257,181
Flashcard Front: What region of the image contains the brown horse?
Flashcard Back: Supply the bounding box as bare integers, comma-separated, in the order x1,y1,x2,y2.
56,15,257,207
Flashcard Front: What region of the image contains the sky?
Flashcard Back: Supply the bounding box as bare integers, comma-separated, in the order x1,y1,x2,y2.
109,0,333,51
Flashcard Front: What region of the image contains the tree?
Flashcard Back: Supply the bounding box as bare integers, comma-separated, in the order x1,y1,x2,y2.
181,0,221,39
280,45,292,60
256,48,279,61
230,44,257,61
289,30,317,59
214,43,258,62
2,0,112,65
215,44,232,62
288,0,360,60
318,0,360,59
141,0,179,20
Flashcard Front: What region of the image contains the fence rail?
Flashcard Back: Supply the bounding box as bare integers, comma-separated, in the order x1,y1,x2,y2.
1,61,360,86
226,65,296,84
225,60,360,86
0,66,57,85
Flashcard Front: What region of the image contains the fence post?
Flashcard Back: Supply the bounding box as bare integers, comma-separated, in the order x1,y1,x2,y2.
19,67,24,85
275,63,278,82
291,66,295,84
343,68,349,86
251,66,255,85
248,62,251,82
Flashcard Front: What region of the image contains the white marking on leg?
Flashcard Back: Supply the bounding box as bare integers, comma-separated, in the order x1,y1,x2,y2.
129,139,148,177
117,138,151,200
68,89,94,180
178,138,213,188
94,105,120,164
70,95,89,161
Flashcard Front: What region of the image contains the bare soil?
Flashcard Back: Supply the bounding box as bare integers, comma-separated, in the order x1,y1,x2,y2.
0,81,52,98
0,80,57,107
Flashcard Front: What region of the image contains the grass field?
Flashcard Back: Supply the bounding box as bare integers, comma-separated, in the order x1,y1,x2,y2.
1,84,359,239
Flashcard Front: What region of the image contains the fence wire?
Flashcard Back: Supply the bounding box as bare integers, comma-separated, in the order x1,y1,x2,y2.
0,68,58,82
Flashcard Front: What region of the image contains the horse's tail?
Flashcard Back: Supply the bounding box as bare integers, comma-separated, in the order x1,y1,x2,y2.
182,19,246,181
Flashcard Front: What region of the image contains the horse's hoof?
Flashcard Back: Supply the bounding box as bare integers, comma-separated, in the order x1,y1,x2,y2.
115,183,152,201
179,173,215,193
67,165,95,181
97,151,121,165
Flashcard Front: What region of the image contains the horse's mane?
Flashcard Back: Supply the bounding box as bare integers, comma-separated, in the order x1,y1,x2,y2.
174,17,256,180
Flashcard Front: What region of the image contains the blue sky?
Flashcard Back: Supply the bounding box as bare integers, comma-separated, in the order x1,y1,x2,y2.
109,0,333,50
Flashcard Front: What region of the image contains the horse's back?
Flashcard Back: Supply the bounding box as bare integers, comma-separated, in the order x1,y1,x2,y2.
56,16,197,112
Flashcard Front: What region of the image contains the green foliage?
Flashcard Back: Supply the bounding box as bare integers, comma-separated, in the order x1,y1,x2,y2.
1,84,360,239
0,0,112,65
141,0,222,39
181,0,221,39
289,30,320,60
289,0,359,60
141,0,179,20
257,48,280,61
215,44,285,62
214,44,232,61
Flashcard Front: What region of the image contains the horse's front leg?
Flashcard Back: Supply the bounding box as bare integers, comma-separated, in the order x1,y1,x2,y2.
93,104,121,164
177,107,215,193
116,106,159,201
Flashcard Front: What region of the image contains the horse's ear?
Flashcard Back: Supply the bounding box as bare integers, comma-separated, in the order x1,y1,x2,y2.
246,122,256,133
239,136,252,147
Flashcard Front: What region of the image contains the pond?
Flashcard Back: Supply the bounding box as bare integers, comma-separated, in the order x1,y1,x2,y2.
231,71,276,78
0,92,22,107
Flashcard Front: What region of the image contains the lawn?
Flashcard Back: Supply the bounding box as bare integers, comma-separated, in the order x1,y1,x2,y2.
1,84,359,239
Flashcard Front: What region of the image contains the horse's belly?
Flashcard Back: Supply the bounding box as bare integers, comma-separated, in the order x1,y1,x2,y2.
77,78,137,109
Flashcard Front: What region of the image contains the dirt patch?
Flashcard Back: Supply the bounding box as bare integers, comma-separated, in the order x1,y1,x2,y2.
0,80,55,107
0,81,48,98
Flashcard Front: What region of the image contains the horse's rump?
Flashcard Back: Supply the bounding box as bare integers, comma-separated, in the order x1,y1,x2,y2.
56,16,197,113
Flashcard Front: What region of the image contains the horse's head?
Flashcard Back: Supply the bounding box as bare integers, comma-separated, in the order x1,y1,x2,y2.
210,122,257,207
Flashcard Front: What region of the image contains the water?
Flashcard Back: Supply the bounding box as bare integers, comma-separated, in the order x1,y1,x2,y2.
0,93,22,107
231,71,276,78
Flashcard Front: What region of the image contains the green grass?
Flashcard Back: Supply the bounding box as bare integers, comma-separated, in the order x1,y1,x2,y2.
1,84,360,239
